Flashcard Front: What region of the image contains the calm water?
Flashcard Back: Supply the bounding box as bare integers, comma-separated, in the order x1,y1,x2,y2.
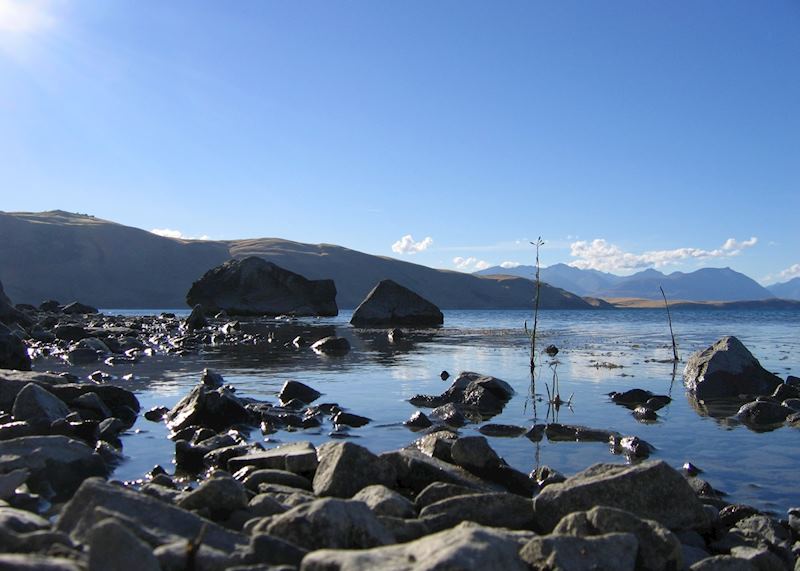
38,308,800,514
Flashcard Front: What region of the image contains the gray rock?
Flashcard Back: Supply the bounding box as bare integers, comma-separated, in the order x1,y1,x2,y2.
310,336,350,355
278,380,321,405
689,555,758,570
73,392,113,419
450,435,501,470
238,533,307,567
247,494,287,518
403,411,432,430
0,281,28,327
242,469,312,492
0,506,50,532
229,441,319,475
414,482,480,510
0,555,84,570
350,279,443,328
62,301,98,314
0,468,29,500
352,485,416,518
532,460,709,532
313,441,396,498
300,521,531,571
66,347,99,365
265,498,394,550
409,371,515,418
166,379,251,432
411,430,458,462
380,449,494,494
684,337,783,399
0,324,31,371
54,324,91,342
0,435,107,500
682,544,712,568
88,518,160,571
186,257,338,317
553,506,683,571
56,478,248,552
177,474,249,519
478,423,528,437
154,540,232,571
12,383,70,428
420,491,535,532
376,516,431,543
519,532,638,571
737,400,794,426
729,546,787,571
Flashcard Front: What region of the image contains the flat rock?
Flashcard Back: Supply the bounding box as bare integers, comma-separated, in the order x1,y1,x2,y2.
0,555,84,570
683,337,783,399
350,279,443,328
265,498,394,551
301,521,531,571
419,492,536,532
533,460,710,532
0,435,107,500
229,441,319,475
56,478,248,552
313,441,396,498
380,449,495,494
520,532,639,571
187,257,338,317
554,506,683,571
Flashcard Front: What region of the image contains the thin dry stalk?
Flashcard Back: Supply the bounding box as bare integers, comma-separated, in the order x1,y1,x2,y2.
660,285,679,362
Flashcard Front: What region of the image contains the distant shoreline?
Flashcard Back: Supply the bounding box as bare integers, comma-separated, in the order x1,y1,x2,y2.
604,297,800,310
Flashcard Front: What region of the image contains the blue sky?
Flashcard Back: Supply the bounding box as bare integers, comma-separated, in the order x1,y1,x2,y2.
1,1,798,284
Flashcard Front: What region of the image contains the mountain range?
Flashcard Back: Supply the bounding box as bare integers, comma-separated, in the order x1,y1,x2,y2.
0,211,593,310
477,262,798,302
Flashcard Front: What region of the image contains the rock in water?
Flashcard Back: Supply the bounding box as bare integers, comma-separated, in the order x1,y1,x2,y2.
186,256,338,317
350,279,443,328
683,336,783,399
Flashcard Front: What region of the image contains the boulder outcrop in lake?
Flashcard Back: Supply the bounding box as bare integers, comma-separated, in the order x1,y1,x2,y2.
351,279,443,327
683,336,783,399
186,256,338,317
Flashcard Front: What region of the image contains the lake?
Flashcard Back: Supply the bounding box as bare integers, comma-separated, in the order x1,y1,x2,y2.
35,307,800,514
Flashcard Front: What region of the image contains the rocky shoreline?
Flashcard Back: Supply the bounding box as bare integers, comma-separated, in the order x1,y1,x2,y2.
1,299,800,569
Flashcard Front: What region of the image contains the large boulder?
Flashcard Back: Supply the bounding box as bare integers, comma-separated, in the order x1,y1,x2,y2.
683,336,783,399
350,279,443,327
532,461,709,532
0,324,31,371
186,256,338,317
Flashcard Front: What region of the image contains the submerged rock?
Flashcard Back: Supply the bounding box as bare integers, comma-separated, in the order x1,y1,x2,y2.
350,279,443,328
683,336,782,399
186,256,338,317
409,371,515,420
311,336,350,355
736,400,793,427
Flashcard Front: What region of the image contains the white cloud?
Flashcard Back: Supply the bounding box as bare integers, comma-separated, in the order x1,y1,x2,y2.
0,0,54,34
778,264,800,281
392,234,433,255
151,228,210,241
453,256,490,271
569,237,758,272
500,261,521,269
